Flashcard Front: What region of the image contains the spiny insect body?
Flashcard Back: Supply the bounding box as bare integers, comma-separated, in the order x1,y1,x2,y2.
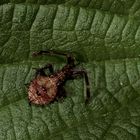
28,50,90,105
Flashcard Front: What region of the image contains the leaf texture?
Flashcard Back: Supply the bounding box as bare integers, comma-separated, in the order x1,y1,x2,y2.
0,1,140,140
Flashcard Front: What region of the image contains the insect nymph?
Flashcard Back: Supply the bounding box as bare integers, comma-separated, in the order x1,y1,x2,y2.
28,50,90,105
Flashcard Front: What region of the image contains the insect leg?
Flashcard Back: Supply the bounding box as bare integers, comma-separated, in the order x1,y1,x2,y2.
41,64,54,73
34,64,54,76
28,99,32,106
71,70,90,104
24,83,30,88
32,50,75,66
33,50,68,57
55,86,67,103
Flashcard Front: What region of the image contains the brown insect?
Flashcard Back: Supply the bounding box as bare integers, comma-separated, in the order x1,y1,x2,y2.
28,50,90,105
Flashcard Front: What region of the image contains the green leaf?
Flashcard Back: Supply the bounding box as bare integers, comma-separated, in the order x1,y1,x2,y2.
0,1,140,140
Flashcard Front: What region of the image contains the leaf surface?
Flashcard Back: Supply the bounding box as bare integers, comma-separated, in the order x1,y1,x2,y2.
0,1,140,140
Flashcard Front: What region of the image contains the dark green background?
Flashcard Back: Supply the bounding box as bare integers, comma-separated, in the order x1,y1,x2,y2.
0,0,140,140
